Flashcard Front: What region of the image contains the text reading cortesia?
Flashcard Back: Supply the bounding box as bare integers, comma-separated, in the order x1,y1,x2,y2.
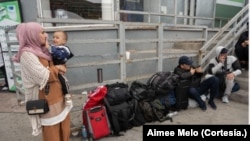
146,129,246,137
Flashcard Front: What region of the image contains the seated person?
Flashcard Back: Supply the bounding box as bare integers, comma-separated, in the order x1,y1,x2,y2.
234,29,248,70
174,56,219,111
207,46,242,103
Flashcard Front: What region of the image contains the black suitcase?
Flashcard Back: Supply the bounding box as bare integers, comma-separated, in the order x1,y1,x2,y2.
175,80,190,111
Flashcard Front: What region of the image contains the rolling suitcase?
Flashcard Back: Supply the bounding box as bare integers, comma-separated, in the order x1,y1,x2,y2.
175,80,189,110
83,105,111,140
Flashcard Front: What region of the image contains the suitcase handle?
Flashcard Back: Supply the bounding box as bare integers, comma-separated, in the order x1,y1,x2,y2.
89,105,103,113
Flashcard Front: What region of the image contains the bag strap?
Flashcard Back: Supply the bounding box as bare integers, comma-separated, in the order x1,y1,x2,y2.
44,83,50,98
104,98,122,136
128,99,137,121
157,72,173,88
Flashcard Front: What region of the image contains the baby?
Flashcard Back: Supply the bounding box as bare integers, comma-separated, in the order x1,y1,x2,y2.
48,30,74,101
50,30,74,66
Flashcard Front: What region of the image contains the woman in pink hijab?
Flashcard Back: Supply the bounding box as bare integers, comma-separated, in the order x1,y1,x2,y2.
13,22,72,141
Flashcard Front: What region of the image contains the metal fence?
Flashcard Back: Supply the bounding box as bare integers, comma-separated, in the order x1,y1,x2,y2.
5,19,208,102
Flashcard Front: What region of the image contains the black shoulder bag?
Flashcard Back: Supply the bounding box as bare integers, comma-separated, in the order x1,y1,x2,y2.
26,83,50,115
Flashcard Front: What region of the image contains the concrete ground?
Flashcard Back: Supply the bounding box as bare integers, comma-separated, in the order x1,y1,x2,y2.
0,91,248,141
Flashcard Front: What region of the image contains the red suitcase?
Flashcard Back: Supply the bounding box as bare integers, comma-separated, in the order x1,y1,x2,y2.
83,105,111,140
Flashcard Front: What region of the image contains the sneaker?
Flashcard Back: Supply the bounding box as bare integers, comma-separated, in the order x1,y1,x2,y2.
188,98,199,108
222,95,229,103
167,111,178,118
1,86,8,91
200,95,206,102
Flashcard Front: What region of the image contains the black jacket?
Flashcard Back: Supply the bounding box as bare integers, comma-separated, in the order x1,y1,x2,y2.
173,65,203,87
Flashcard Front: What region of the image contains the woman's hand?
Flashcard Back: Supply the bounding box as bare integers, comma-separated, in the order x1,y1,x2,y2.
55,65,67,74
45,40,50,49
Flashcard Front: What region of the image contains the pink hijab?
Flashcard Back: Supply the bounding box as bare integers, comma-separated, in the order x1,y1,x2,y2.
12,22,52,62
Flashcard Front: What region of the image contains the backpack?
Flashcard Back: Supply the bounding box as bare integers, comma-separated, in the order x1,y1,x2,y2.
104,82,136,135
105,82,131,105
147,71,180,95
83,85,107,110
129,81,156,101
138,101,156,122
128,99,146,127
138,98,172,123
104,98,137,136
149,98,171,122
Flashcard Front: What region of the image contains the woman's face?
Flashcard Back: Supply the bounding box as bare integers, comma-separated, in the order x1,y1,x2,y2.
39,29,47,46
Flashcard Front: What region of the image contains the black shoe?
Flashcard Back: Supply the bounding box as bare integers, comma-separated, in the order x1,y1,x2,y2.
199,101,206,111
201,106,207,111
200,104,207,111
208,101,217,110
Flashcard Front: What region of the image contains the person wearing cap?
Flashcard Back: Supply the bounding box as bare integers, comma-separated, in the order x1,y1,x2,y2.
207,46,242,103
174,56,219,111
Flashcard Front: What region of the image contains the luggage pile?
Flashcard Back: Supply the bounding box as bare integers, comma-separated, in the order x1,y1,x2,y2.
82,71,185,140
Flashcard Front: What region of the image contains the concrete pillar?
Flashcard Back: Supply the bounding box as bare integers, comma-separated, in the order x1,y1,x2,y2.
102,0,114,20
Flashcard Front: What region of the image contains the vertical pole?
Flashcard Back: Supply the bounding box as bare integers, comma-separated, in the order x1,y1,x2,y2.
36,0,43,26
173,0,177,24
97,68,103,83
157,24,163,71
184,0,188,25
212,0,216,28
118,23,126,82
102,0,114,20
115,0,120,21
189,0,195,25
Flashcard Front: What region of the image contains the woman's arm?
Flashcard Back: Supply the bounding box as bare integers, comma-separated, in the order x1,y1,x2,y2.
20,52,50,90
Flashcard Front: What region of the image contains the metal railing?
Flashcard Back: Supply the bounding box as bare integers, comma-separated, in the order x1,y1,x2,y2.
5,18,208,102
118,9,216,25
198,4,249,69
5,2,248,100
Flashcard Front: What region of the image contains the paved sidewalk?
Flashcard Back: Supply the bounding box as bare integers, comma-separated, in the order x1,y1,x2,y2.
0,91,248,141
